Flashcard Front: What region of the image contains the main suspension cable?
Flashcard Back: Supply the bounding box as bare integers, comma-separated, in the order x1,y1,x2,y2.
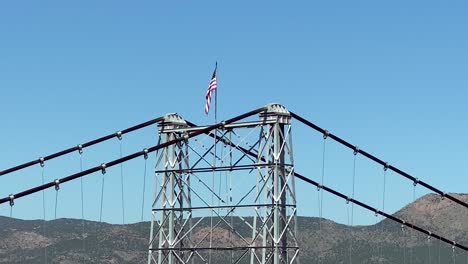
0,107,267,206
291,112,468,210
118,132,125,224
0,116,165,177
294,172,468,252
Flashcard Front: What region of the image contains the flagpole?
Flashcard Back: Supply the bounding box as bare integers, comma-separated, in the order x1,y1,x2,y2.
214,62,218,124
209,61,217,264
214,89,217,123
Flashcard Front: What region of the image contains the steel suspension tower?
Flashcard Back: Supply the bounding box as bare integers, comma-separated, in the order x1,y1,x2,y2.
148,113,193,264
148,104,299,264
251,104,298,264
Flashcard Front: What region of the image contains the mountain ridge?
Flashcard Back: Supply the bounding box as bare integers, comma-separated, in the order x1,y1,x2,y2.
0,193,467,263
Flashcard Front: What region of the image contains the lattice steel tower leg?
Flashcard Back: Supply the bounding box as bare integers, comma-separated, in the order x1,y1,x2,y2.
251,104,299,264
148,113,193,264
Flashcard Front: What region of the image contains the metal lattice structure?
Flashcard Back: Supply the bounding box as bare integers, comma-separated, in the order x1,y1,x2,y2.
148,113,193,264
250,105,299,264
148,104,299,264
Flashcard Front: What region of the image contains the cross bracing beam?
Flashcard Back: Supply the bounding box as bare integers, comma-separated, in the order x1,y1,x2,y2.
154,163,293,174
151,204,296,212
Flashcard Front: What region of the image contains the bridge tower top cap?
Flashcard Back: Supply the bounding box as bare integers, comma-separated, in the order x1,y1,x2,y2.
265,103,290,115
261,103,290,124
159,113,188,131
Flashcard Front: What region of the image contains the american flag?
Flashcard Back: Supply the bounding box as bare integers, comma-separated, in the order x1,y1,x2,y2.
204,63,217,114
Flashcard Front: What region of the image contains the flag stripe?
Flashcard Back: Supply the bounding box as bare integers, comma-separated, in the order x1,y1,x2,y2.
205,65,217,114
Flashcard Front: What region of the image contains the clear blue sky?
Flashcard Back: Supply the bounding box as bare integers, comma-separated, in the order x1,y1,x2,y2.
0,1,467,226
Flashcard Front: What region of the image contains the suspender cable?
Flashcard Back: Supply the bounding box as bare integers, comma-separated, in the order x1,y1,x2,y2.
316,186,321,264
411,182,417,263
290,112,468,211
438,238,441,264
452,245,456,264
78,146,86,260
141,149,149,222
380,164,388,260
349,150,357,264
320,133,327,224
402,223,406,264
39,160,47,264
53,179,60,261
373,209,379,261
117,133,125,224
345,197,351,264
8,194,14,218
99,164,106,222
54,179,59,220
0,117,165,177
427,234,432,264
318,134,327,264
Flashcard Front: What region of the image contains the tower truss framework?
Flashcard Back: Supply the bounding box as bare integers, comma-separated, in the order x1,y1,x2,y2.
148,104,299,264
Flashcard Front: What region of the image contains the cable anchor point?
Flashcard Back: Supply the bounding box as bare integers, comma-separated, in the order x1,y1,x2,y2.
413,178,419,187
8,194,14,207
77,144,83,155
353,146,359,156
143,148,149,160
116,131,123,140
384,162,389,171
39,157,45,167
54,179,60,191
323,130,329,140
101,163,107,174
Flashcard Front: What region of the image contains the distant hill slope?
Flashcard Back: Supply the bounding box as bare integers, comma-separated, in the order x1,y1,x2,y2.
0,193,467,263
